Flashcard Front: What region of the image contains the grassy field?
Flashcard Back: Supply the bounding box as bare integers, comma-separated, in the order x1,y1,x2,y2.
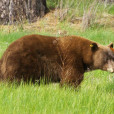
0,0,113,113
0,27,114,114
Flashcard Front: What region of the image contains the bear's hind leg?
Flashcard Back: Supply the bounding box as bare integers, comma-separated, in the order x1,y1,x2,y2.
60,67,84,88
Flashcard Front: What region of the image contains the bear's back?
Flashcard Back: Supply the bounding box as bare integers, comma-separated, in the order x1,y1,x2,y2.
0,35,61,82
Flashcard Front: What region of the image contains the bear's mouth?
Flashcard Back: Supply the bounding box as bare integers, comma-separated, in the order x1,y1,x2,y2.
83,63,91,72
86,67,91,72
103,59,114,73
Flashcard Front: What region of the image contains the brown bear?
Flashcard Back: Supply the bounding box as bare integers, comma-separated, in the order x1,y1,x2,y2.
0,34,114,87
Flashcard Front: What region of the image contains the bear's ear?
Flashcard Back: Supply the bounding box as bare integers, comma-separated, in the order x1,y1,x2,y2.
90,43,98,52
108,43,113,48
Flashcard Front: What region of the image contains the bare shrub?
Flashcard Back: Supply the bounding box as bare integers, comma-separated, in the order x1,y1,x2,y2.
54,0,99,25
82,0,100,30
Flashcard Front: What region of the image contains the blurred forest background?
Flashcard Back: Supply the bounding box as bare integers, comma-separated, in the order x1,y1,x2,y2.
0,1,114,113
0,0,114,31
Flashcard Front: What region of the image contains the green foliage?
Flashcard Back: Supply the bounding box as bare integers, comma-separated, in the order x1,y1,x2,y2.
47,0,59,9
108,5,114,15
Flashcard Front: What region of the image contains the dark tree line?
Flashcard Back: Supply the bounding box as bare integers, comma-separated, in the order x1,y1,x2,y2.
102,0,114,2
0,0,48,24
0,0,114,25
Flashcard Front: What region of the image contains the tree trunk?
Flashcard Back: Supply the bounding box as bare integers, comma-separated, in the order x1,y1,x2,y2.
0,0,48,24
104,0,114,2
101,0,114,3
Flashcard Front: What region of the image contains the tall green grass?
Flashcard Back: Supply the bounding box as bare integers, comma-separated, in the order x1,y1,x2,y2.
0,71,113,114
0,28,114,114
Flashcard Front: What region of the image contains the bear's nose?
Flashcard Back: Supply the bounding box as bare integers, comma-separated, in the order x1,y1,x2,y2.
107,68,114,73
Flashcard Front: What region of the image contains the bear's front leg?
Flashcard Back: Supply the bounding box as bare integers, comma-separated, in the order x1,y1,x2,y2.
60,66,84,88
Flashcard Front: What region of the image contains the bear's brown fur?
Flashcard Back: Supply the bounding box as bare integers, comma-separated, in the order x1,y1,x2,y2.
0,34,114,87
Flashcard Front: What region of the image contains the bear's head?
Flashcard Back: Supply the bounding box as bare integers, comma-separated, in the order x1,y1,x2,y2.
85,42,114,73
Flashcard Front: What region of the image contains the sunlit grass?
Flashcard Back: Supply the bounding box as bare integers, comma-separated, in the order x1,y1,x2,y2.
0,72,113,114
0,28,114,114
0,0,113,113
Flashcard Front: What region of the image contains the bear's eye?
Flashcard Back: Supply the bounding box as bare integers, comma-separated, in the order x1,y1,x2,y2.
104,53,109,62
103,56,108,63
106,57,109,62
